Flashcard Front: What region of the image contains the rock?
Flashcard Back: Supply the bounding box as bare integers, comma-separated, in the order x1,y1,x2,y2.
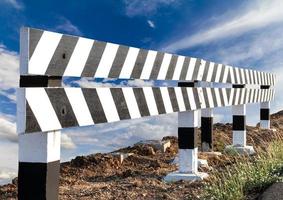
111,152,134,164
135,140,171,153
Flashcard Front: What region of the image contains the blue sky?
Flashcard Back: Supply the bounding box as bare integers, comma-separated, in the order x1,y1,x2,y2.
1,0,283,184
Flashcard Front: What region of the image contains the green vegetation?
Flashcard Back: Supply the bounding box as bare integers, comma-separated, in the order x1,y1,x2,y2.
203,140,283,200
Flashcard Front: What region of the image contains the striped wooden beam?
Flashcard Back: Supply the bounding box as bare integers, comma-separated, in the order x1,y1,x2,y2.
20,27,276,86
18,87,275,133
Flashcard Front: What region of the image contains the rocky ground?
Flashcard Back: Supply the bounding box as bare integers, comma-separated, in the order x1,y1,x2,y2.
1,111,283,200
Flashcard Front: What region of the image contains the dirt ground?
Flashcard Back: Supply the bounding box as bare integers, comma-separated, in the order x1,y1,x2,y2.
1,111,283,200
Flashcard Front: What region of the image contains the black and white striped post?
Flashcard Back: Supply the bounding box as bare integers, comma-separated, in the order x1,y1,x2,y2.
260,85,271,129
225,84,255,154
200,82,213,152
164,82,208,181
17,78,62,200
17,28,61,200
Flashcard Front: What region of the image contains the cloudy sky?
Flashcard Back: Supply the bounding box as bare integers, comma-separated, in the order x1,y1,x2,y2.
0,0,283,184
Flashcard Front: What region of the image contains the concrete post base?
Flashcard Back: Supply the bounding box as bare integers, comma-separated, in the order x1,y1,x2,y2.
224,145,255,155
164,171,208,182
171,156,209,168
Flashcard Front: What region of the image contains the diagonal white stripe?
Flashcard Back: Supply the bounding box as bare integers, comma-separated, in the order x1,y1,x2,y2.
197,60,205,80
143,87,159,115
140,50,157,79
160,87,173,113
119,47,140,79
206,62,215,82
174,87,186,111
96,88,120,122
65,88,94,126
215,64,223,83
26,88,61,131
186,57,197,81
197,88,206,108
64,37,94,76
172,56,185,80
122,88,141,119
206,88,214,108
95,43,119,78
187,88,196,110
157,53,172,80
29,31,62,75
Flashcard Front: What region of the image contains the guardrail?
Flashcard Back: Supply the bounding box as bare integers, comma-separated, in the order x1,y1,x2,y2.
17,27,276,200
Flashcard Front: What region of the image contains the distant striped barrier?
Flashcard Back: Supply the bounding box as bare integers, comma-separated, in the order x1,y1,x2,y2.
16,27,276,200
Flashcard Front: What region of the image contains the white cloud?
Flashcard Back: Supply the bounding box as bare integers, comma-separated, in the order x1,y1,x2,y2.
0,45,19,89
69,78,154,88
0,116,17,143
55,17,82,35
163,0,283,52
147,20,155,28
61,133,77,149
1,0,23,10
124,0,178,17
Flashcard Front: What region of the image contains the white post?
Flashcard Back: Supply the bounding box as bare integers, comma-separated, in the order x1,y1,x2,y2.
18,131,61,199
164,109,208,181
260,102,270,129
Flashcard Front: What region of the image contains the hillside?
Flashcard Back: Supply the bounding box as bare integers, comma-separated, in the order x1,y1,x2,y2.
1,111,283,200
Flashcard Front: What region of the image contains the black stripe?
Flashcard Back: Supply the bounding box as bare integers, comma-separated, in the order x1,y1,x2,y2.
226,88,232,103
226,68,232,83
232,89,237,105
149,52,165,79
232,84,245,88
45,35,78,76
108,45,129,78
202,61,210,81
82,89,107,123
211,63,218,82
18,161,60,200
179,57,190,80
260,85,270,89
20,75,48,87
81,41,107,77
211,89,218,107
168,88,179,112
219,65,225,83
131,49,148,78
165,55,178,79
25,102,41,133
201,117,213,150
29,29,44,59
218,88,225,106
181,87,191,110
152,88,166,114
178,81,196,87
260,109,270,120
192,58,201,80
193,88,201,109
110,88,130,120
133,88,150,116
202,88,209,108
233,115,246,130
45,88,78,128
178,127,197,149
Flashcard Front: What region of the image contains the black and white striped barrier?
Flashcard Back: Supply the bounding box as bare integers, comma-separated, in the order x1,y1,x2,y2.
16,27,276,199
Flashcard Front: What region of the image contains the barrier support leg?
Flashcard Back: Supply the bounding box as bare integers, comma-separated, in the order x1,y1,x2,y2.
225,104,255,155
201,108,213,152
18,131,61,200
260,101,270,129
164,110,208,182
